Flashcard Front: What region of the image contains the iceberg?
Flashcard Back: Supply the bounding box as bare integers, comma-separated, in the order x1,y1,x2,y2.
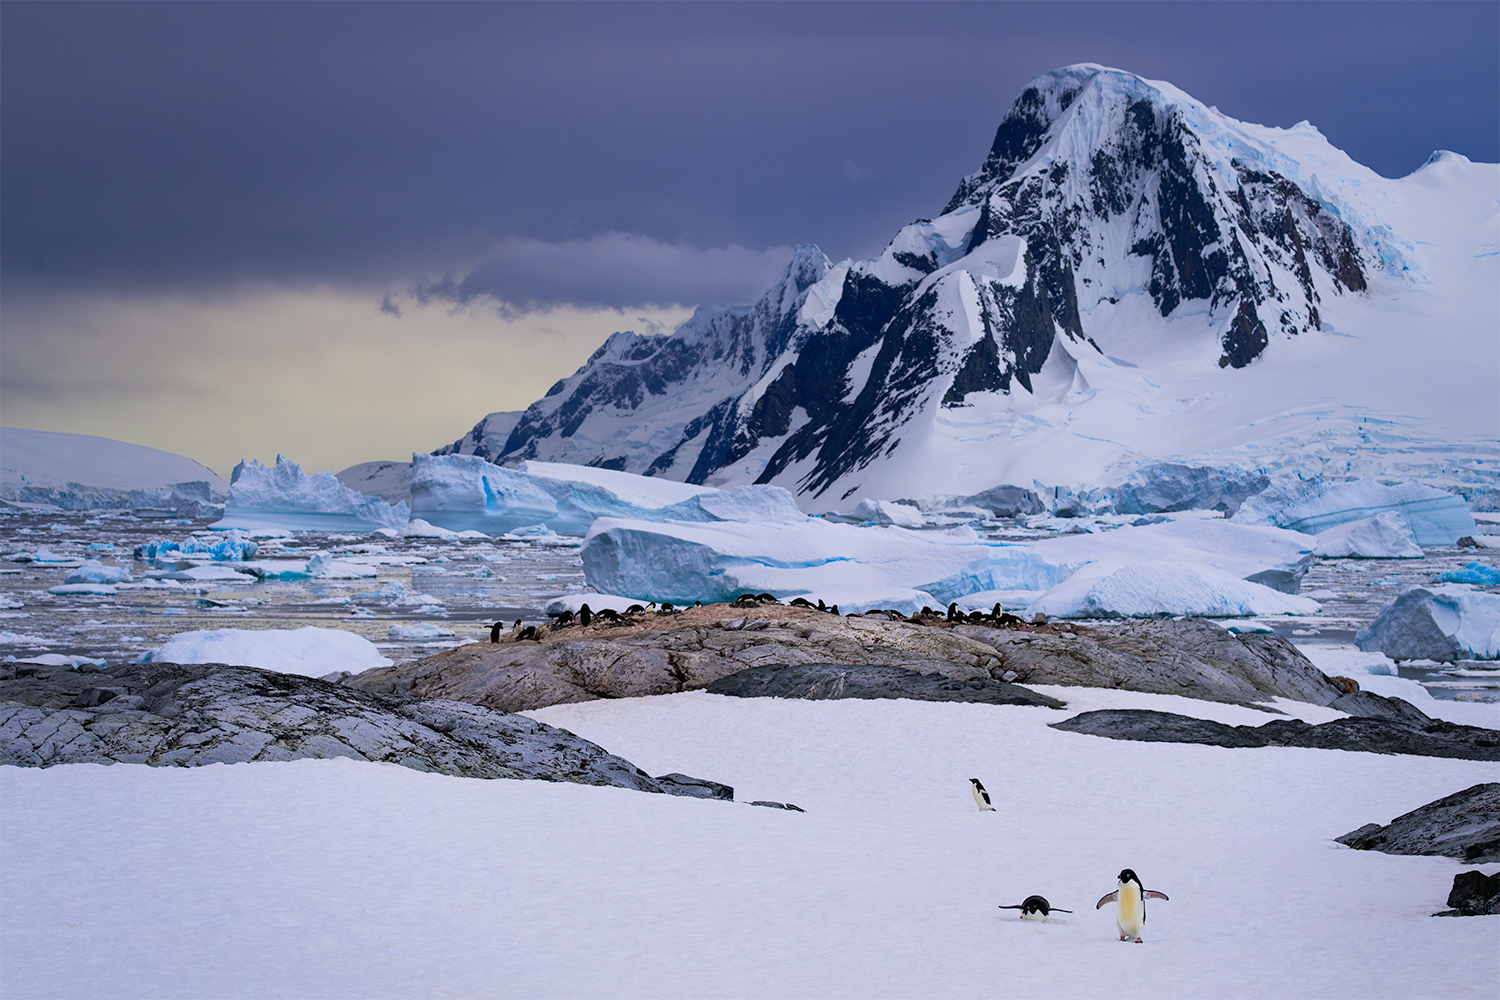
1437,562,1500,586
212,457,410,533
409,453,804,535
1311,512,1423,558
581,517,1012,606
138,626,393,676
134,532,259,563
1355,585,1500,662
1233,477,1475,546
1027,561,1322,619
849,499,926,527
387,622,455,641
579,513,1319,616
63,560,132,585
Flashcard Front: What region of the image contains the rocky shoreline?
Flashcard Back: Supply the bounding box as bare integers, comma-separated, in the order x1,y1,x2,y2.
343,599,1401,716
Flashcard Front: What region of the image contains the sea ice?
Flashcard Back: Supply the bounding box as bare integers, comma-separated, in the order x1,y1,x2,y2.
212,456,410,533
138,626,393,675
1234,477,1475,546
1311,511,1424,558
387,622,456,641
1356,585,1500,662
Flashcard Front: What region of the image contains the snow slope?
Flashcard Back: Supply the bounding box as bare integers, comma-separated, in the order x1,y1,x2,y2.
3,690,1493,998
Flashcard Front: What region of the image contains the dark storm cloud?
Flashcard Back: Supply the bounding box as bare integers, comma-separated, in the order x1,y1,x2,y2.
2,1,1496,305
416,235,794,313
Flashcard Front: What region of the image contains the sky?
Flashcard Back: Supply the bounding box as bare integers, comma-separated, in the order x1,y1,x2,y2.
3,1,1496,478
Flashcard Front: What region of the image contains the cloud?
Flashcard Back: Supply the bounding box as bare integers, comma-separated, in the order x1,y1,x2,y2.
413,233,796,314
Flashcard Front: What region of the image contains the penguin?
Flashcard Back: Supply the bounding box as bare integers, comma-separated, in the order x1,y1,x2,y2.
969,777,995,811
489,621,503,643
1096,869,1169,943
947,602,960,622
578,603,592,627
992,603,1004,620
998,895,1071,921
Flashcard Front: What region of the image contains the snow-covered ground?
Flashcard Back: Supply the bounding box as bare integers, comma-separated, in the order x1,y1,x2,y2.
3,689,1495,999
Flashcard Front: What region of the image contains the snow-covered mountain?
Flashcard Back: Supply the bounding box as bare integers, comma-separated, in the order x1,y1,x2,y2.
443,64,1498,508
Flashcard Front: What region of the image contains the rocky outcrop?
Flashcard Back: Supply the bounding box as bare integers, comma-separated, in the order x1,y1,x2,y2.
1051,711,1499,761
347,602,1379,715
1435,870,1500,916
705,662,1065,707
1336,783,1500,862
0,661,726,797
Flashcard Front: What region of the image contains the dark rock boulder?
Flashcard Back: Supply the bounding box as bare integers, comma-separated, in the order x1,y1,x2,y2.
705,662,1064,708
1051,710,1500,761
0,662,727,799
1336,783,1500,863
1434,870,1500,916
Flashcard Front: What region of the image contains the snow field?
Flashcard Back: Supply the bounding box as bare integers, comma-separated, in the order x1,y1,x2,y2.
3,689,1495,999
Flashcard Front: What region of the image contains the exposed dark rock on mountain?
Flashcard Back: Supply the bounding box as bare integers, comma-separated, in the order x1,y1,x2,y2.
442,65,1385,500
1336,783,1500,861
0,661,725,797
1052,711,1498,761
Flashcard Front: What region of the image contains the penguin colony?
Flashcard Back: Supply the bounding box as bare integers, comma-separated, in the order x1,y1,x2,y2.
487,594,1173,940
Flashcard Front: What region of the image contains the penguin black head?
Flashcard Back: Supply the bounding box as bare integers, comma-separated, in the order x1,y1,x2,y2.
1118,869,1140,886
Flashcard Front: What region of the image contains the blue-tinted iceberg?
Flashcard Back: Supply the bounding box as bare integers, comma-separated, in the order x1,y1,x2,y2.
1233,477,1474,546
409,454,803,535
135,532,259,562
63,560,131,585
1311,512,1423,558
212,457,410,533
1355,585,1500,662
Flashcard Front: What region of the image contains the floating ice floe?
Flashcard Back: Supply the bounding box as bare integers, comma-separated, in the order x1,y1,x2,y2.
1311,511,1424,558
2,652,106,669
63,560,132,585
1355,585,1500,662
211,457,410,533
138,626,393,675
391,518,488,540
305,554,378,579
46,584,118,596
150,564,258,583
1233,477,1474,545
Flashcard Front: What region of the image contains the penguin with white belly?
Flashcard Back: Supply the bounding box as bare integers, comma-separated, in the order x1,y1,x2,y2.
968,778,995,811
1096,869,1170,943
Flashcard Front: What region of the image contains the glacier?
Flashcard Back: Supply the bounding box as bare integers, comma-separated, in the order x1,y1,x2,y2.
212,457,410,533
1,428,228,515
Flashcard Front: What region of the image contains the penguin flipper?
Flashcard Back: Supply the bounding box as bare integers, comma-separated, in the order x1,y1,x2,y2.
1143,890,1170,901
1095,891,1118,909
1050,908,1073,913
996,905,1024,910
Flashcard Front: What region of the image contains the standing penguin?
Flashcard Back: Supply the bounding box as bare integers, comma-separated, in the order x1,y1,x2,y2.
969,778,995,811
998,895,1072,921
1096,869,1169,943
